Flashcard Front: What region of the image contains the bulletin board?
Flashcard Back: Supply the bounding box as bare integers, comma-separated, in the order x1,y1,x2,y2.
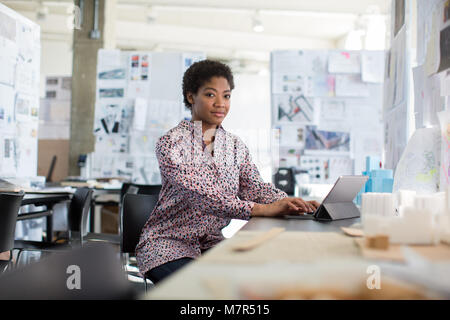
398,0,450,191
0,3,40,178
382,0,411,172
271,49,385,184
91,49,205,183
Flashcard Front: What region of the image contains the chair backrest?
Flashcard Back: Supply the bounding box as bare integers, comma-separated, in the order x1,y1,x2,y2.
120,193,159,254
67,187,93,238
0,191,24,252
274,167,296,196
127,185,139,195
120,183,161,204
46,155,57,182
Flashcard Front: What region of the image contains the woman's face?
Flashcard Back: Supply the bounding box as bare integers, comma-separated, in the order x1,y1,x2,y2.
188,76,231,128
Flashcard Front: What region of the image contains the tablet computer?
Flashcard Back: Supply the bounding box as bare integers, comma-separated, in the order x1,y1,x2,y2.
284,175,368,221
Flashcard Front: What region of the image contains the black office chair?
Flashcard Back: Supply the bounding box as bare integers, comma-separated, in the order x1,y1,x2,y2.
78,190,121,245
0,242,134,299
120,193,159,292
79,183,150,246
117,183,160,266
50,187,118,245
12,188,93,264
0,192,25,273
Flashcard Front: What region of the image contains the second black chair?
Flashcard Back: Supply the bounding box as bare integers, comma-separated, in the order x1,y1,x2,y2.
0,191,24,273
120,193,159,292
13,187,93,264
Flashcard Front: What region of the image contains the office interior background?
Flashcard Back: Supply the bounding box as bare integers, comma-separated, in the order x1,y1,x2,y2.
0,0,449,300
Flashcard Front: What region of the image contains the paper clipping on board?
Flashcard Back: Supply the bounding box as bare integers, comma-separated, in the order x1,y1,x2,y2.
361,51,385,83
328,51,361,74
317,100,348,132
279,124,305,147
133,97,147,131
438,110,450,190
424,2,441,76
304,125,350,154
127,52,151,98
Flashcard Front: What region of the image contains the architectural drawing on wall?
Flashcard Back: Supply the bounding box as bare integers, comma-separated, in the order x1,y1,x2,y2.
0,3,40,178
91,49,205,183
271,49,384,182
382,0,411,172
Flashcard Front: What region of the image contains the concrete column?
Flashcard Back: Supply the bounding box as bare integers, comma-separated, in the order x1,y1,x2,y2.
69,0,116,175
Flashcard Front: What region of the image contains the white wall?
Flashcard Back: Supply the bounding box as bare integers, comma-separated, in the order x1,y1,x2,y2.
222,72,273,182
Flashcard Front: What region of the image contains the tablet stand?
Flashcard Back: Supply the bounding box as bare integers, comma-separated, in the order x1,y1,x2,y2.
315,202,361,221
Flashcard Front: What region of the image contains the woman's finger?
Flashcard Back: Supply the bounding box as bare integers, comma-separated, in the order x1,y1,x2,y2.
303,201,314,212
302,199,316,212
287,201,300,211
309,201,320,209
292,198,308,212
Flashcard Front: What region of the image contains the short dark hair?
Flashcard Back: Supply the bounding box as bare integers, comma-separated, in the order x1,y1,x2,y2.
182,59,235,110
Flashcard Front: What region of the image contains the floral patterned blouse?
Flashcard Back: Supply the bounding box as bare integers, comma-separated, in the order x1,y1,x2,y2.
136,120,287,274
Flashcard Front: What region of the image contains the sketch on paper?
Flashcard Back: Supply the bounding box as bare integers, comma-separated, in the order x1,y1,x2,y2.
276,94,315,123
98,68,126,80
0,11,16,42
99,88,124,98
94,102,132,135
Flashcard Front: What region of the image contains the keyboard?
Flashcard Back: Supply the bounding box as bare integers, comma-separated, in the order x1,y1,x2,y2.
283,211,316,219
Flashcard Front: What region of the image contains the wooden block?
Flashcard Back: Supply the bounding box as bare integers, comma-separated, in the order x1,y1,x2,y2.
341,227,364,237
365,234,390,250
231,227,285,252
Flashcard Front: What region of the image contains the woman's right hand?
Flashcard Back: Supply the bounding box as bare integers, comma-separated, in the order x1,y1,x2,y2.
251,198,318,217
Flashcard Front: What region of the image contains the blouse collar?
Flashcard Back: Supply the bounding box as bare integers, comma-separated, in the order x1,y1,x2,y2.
180,119,225,132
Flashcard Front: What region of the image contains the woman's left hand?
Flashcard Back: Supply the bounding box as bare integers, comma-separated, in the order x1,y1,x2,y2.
306,200,320,212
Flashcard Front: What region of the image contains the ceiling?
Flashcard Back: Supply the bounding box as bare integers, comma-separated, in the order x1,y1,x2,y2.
1,0,391,72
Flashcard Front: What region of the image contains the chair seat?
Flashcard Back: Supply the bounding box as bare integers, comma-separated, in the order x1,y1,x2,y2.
14,240,73,251
84,232,120,244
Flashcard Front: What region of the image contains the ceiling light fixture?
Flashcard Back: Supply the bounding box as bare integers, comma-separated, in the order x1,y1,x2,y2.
252,11,264,33
36,2,49,21
146,6,157,24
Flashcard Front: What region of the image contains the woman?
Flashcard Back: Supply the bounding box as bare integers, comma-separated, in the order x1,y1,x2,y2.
136,60,319,284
